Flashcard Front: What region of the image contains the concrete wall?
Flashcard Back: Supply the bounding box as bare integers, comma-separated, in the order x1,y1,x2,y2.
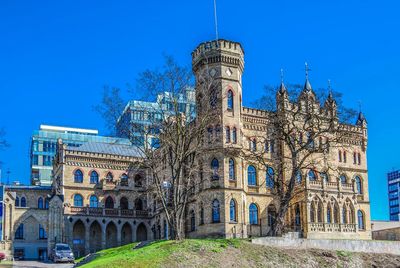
252,236,400,255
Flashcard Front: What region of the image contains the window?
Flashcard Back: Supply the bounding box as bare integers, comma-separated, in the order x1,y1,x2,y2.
105,196,114,209
358,153,361,165
200,205,204,225
295,205,301,227
90,171,99,184
190,210,196,232
211,158,219,180
232,127,237,143
266,167,274,188
45,198,49,209
15,224,24,239
355,176,362,194
248,165,257,186
74,169,83,183
340,175,347,184
308,170,317,181
338,150,342,162
310,202,315,223
227,90,233,110
317,202,323,223
230,199,236,222
120,174,129,186
296,171,302,184
343,151,347,163
270,140,275,153
229,158,235,181
20,197,26,207
15,197,20,207
226,127,231,143
249,203,258,225
74,194,83,207
38,197,44,209
212,199,220,223
207,127,213,142
327,205,332,223
250,139,256,152
265,140,269,152
342,207,347,223
39,224,47,239
320,172,329,183
358,210,365,230
353,152,357,164
106,172,114,182
90,195,98,207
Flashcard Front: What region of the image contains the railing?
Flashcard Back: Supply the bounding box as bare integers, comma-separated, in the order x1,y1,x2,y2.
69,206,151,218
326,182,338,189
341,223,357,233
309,223,325,232
308,222,357,233
324,223,341,232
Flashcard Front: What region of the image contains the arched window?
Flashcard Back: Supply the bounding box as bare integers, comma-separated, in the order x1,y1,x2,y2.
266,167,275,188
296,171,302,184
355,176,362,194
353,152,357,164
105,196,114,209
74,169,83,183
327,205,332,223
342,207,347,224
317,202,323,223
343,151,347,163
227,90,233,110
229,158,235,181
249,203,258,225
90,171,99,184
212,199,220,223
15,196,20,207
120,174,129,186
90,195,98,208
334,203,340,223
211,158,219,180
225,127,231,143
308,170,317,181
320,172,329,183
106,172,114,182
358,210,365,230
358,153,361,165
310,202,315,223
248,165,257,186
190,210,196,231
15,224,24,239
74,194,83,207
120,196,129,209
230,199,236,222
232,127,237,144
295,205,301,227
20,197,26,207
38,197,44,209
338,150,342,162
45,198,49,209
39,224,47,239
340,175,347,184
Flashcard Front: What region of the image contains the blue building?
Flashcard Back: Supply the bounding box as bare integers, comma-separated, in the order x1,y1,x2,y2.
388,170,400,221
30,125,131,186
116,88,196,147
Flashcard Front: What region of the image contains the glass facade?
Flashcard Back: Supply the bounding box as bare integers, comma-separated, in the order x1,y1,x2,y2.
388,170,400,221
30,125,131,186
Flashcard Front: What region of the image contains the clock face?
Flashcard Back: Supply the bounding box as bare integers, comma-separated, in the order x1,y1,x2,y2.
209,68,217,77
226,68,232,77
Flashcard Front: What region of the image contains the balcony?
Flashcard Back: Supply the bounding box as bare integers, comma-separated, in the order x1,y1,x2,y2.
68,206,151,218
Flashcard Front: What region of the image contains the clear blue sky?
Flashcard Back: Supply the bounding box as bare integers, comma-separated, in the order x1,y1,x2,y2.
0,0,399,220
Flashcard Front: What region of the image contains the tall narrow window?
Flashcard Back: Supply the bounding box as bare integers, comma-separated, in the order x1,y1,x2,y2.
15,224,24,239
266,167,275,188
232,127,237,144
230,199,236,222
353,152,357,164
338,150,342,162
15,197,20,207
38,197,44,209
317,202,323,223
74,169,83,183
340,175,347,185
227,90,234,110
90,195,98,207
355,176,362,194
229,158,235,181
308,170,317,181
310,202,315,223
334,203,340,223
190,210,196,231
212,199,220,223
270,140,275,153
90,171,99,184
39,224,47,239
358,153,361,165
74,194,83,207
342,207,347,224
248,165,257,186
357,210,365,230
20,197,26,207
250,139,256,152
296,171,302,184
249,203,258,225
343,151,347,163
295,205,301,227
200,205,204,225
320,172,329,183
265,140,270,152
211,158,219,180
226,127,231,143
327,205,332,223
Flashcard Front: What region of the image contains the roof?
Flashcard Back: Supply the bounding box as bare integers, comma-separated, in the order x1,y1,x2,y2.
5,185,52,191
371,220,400,231
68,142,142,158
40,124,98,135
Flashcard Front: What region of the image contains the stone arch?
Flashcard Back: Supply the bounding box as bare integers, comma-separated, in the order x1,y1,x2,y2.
89,220,102,253
136,222,147,242
135,198,143,211
72,219,85,258
120,196,129,209
121,222,133,245
13,210,47,233
104,196,115,209
105,221,118,248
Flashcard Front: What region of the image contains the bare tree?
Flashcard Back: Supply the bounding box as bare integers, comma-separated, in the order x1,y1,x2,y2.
96,56,216,240
247,81,363,236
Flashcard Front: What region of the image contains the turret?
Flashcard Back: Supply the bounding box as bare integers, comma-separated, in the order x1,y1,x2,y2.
324,81,337,118
276,69,290,111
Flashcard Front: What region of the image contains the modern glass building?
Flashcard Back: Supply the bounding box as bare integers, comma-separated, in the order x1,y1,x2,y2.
30,125,131,186
388,170,400,221
116,88,196,147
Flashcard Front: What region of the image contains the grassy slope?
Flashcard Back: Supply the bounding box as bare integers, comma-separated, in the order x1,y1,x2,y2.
80,239,400,268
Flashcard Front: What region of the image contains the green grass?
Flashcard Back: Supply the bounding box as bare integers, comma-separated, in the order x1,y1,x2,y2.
80,239,243,268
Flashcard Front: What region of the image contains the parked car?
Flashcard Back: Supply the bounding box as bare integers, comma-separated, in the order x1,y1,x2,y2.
52,243,75,263
0,252,5,262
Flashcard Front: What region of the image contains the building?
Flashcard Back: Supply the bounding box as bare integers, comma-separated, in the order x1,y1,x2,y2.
388,170,400,221
30,125,131,186
116,89,196,147
372,220,400,240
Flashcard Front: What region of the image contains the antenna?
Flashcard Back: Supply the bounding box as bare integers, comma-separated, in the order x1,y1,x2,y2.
213,0,219,41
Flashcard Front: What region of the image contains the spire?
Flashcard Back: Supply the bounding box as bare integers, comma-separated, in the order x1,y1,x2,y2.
279,68,287,94
356,111,367,126
304,62,312,91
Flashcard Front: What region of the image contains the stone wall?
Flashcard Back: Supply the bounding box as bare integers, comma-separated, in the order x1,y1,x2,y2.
252,236,400,255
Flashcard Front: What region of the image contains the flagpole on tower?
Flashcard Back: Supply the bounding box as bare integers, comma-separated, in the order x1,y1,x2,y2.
213,0,219,41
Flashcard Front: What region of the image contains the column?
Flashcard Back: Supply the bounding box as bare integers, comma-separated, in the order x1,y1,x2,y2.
85,224,90,254
101,226,106,249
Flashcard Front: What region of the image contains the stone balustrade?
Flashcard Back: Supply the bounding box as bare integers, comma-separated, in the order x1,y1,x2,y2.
68,206,151,218
308,222,357,233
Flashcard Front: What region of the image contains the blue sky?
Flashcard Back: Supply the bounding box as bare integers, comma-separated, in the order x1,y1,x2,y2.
0,0,399,220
